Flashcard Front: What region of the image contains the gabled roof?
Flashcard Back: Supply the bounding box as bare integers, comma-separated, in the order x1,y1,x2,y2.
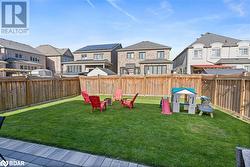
36,45,72,56
203,68,246,75
96,67,116,75
171,87,196,94
118,41,171,51
0,38,42,55
74,43,122,53
215,58,250,64
190,32,240,48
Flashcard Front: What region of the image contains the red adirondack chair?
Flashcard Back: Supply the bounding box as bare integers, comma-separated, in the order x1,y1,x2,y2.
121,93,139,109
113,89,122,101
81,90,91,104
89,96,107,112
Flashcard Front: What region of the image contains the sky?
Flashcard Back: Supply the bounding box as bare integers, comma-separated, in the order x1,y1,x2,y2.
1,0,250,59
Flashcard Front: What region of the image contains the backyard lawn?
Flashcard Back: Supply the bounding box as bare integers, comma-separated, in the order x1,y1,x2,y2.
0,96,249,167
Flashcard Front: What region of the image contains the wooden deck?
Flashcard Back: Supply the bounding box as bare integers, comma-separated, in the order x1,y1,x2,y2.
0,137,149,167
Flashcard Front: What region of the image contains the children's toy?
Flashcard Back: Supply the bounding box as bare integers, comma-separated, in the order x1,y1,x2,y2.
161,97,172,115
198,96,214,118
171,88,196,114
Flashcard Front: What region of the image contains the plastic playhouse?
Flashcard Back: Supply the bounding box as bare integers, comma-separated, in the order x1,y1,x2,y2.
171,87,196,114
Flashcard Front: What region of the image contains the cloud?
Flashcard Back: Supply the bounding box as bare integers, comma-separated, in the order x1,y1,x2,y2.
106,0,138,22
147,0,173,19
224,0,246,16
85,0,95,8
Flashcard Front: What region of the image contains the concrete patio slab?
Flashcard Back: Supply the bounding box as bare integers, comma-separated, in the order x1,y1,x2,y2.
0,137,150,167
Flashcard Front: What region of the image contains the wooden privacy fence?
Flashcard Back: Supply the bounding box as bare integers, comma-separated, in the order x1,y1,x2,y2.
79,75,203,96
202,74,250,121
80,74,250,121
0,77,80,112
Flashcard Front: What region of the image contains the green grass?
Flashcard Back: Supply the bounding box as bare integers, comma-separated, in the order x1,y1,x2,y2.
0,96,249,167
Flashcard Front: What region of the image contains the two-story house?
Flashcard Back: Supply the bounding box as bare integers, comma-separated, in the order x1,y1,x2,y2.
0,38,46,76
36,44,74,75
62,43,122,75
117,41,172,75
173,32,250,74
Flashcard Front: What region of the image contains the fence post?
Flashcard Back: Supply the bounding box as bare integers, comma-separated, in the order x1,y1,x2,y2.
26,77,31,105
213,75,218,105
143,75,146,96
98,75,100,94
239,74,246,118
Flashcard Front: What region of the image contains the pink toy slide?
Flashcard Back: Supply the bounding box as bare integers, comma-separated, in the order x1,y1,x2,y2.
161,98,172,115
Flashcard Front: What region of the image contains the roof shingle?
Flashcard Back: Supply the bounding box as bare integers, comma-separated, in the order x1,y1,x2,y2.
190,32,240,48
215,58,250,64
75,43,121,53
118,41,171,51
0,38,42,55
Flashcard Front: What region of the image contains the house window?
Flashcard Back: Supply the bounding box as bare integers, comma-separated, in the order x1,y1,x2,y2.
67,65,82,73
211,48,221,58
81,54,87,60
157,51,165,59
15,53,19,58
144,65,167,75
30,57,33,61
139,52,145,59
193,49,202,59
93,53,103,60
244,65,250,72
20,65,23,69
19,54,22,58
239,48,248,56
127,52,134,59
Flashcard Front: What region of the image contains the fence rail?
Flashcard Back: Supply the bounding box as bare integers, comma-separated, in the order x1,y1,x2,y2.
1,74,249,121
0,77,80,112
79,75,203,96
80,74,250,121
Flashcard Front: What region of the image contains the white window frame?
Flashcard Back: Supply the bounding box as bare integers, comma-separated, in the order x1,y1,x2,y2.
244,65,250,72
211,48,221,58
81,54,87,60
93,53,103,60
157,51,165,59
127,52,134,59
239,48,249,56
139,52,145,59
193,49,202,59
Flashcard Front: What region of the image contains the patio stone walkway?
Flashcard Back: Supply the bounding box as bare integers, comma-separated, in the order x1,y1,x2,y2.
0,137,149,167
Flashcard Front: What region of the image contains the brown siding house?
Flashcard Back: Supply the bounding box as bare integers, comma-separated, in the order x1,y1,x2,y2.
117,41,172,75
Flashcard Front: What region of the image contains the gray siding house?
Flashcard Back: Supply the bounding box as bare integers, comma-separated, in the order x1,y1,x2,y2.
36,45,74,75
63,43,122,75
0,38,46,76
173,32,250,74
117,41,172,75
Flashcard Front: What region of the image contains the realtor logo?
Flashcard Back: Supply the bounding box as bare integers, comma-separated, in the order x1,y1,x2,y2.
0,0,29,35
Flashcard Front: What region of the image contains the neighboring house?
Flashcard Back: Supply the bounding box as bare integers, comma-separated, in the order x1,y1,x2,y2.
87,67,116,76
173,32,250,74
0,38,46,76
63,43,122,75
36,45,74,74
0,60,7,77
117,41,172,75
